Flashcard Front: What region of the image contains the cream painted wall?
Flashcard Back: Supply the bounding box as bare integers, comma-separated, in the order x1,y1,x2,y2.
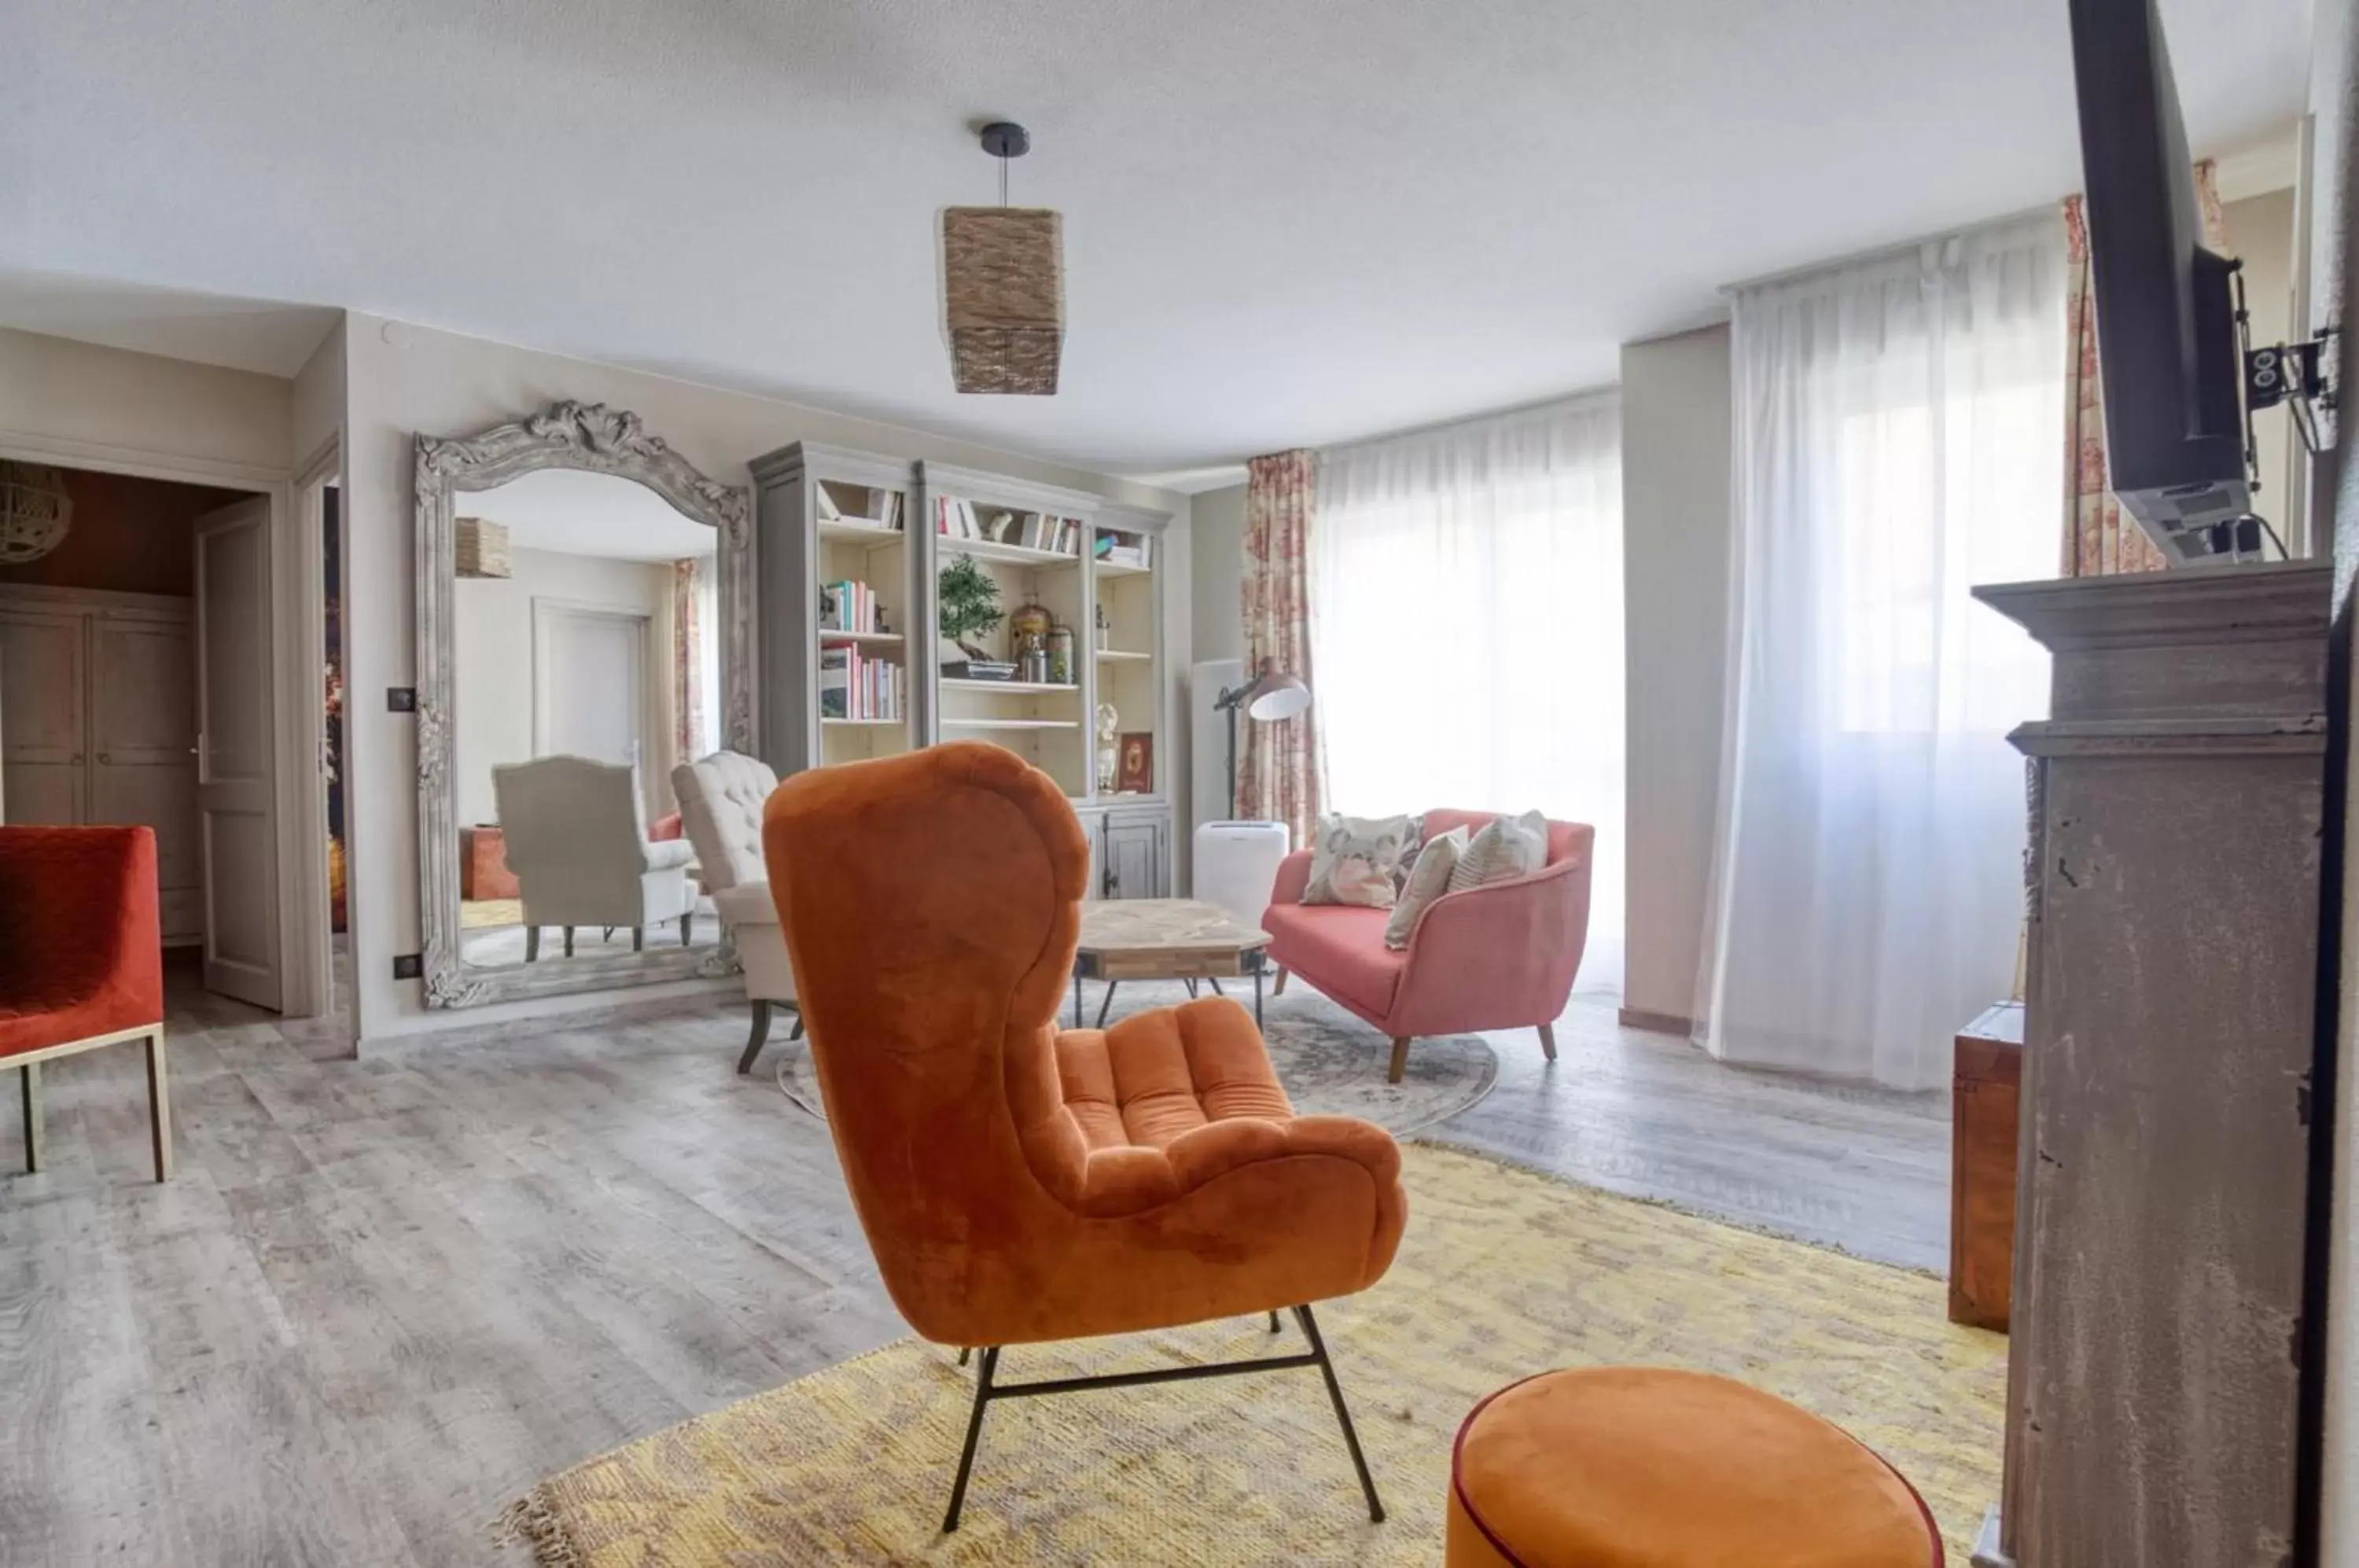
452,547,672,827
0,325,295,477
1617,325,1733,1029
1190,483,1246,664
2225,190,2302,543
340,314,1192,1040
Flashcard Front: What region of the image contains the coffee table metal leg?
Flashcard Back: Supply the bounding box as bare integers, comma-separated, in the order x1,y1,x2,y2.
1073,972,1083,1029
1205,976,1225,997
1254,965,1263,1029
1094,981,1119,1029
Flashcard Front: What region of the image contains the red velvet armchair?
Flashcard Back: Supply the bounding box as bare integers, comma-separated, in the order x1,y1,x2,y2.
1261,811,1594,1083
0,827,171,1181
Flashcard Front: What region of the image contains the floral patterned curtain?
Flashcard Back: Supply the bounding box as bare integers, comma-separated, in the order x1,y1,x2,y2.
673,558,704,758
1238,450,1324,845
2062,158,2227,576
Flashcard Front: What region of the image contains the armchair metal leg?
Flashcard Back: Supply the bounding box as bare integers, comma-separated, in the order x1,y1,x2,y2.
789,1011,805,1042
680,913,694,946
1273,967,1289,996
144,1032,173,1183
19,1061,41,1174
525,926,539,962
563,927,575,959
1268,1309,1281,1334
738,1000,772,1075
1294,1305,1384,1522
937,1307,1384,1532
632,926,644,952
1536,1022,1558,1064
943,1345,999,1532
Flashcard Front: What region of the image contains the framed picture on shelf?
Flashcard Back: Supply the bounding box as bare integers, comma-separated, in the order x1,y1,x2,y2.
1117,732,1154,794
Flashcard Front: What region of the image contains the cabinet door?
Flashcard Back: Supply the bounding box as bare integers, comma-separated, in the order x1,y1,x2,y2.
0,609,88,824
1102,815,1160,901
90,613,201,920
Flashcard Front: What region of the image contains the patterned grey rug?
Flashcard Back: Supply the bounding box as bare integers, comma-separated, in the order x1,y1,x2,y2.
778,977,1498,1137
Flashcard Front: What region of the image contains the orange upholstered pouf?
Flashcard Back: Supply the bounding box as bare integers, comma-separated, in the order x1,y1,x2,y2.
1446,1368,1941,1567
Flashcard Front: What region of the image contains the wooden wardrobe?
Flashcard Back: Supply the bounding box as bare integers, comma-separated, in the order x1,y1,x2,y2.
0,583,203,944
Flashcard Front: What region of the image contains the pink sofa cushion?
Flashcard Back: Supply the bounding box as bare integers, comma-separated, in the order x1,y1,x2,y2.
1262,902,1404,1018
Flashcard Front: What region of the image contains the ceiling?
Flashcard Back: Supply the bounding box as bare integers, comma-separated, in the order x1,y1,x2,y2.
470,469,716,561
0,0,2316,477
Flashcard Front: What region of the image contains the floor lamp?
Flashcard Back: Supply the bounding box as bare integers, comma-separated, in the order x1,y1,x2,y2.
1215,661,1313,820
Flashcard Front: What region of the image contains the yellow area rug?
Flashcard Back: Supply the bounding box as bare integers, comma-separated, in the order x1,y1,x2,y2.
501,1144,2005,1565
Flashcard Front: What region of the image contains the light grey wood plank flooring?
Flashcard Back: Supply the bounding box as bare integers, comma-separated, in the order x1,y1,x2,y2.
0,980,1947,1567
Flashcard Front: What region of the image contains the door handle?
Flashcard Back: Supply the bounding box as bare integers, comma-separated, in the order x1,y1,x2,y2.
98,753,111,765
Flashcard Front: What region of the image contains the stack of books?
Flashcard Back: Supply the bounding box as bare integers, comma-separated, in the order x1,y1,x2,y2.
819,580,884,634
1095,532,1153,569
820,647,906,720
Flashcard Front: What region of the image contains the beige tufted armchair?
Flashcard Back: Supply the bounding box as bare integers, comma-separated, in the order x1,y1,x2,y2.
672,749,799,1071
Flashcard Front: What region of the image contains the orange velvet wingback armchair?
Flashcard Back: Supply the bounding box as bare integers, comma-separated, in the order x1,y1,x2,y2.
765,742,1407,1532
0,826,171,1182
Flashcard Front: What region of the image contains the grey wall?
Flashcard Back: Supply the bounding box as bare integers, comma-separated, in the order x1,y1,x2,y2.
1617,324,1733,1029
1191,482,1246,664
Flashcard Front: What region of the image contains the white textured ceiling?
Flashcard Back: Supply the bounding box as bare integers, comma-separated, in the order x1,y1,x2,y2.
0,0,2315,474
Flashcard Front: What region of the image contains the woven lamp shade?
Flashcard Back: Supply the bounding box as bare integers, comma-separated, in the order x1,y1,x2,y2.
0,462,73,565
455,517,513,579
942,206,1065,395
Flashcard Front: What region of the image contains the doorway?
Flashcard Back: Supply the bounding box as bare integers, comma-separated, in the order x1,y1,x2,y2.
0,461,274,1004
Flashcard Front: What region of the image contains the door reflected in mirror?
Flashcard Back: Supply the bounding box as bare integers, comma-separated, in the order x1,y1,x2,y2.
449,468,724,969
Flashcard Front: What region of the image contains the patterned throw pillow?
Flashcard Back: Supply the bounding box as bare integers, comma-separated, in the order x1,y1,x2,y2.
1385,826,1470,949
1393,813,1430,892
1301,814,1415,908
1445,810,1550,894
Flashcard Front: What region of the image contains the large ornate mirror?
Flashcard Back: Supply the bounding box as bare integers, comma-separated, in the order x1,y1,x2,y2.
415,402,753,1007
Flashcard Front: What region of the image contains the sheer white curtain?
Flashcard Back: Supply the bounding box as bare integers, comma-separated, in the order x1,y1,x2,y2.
1310,395,1625,992
695,559,722,756
1695,214,2066,1089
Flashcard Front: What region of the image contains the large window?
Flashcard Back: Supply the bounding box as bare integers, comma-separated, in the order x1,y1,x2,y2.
1309,396,1625,992
1697,215,2066,1088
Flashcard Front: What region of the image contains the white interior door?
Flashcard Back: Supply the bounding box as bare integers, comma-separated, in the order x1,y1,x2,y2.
196,496,282,1008
532,600,651,804
0,608,86,824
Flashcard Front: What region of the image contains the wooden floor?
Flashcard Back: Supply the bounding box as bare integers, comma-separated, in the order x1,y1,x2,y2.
0,981,1949,1567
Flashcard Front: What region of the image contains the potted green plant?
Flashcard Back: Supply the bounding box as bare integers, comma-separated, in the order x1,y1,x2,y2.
937,554,1004,672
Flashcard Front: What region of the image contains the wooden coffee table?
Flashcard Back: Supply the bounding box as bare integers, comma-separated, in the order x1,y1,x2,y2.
1072,898,1273,1029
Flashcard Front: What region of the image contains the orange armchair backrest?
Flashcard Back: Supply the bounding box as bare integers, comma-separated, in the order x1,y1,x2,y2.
763,743,1100,1336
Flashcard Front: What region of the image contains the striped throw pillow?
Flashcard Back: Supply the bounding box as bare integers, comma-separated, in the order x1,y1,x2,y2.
1445,810,1550,894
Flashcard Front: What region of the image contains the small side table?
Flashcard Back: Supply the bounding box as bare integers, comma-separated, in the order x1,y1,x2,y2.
1072,898,1272,1030
1950,999,2023,1331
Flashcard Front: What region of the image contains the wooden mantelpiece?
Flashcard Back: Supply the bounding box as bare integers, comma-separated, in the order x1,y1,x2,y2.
1971,561,2330,1568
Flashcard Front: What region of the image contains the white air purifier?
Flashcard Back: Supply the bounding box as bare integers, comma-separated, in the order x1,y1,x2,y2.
1193,820,1290,927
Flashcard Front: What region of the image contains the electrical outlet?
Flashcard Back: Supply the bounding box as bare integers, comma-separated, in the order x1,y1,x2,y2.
387,686,417,712
392,953,423,981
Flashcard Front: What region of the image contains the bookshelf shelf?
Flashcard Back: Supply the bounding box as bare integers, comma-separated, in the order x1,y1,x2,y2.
1095,648,1151,662
818,519,906,547
942,678,1078,694
1091,558,1151,579
944,717,1081,731
942,536,1081,570
822,717,902,727
820,630,903,646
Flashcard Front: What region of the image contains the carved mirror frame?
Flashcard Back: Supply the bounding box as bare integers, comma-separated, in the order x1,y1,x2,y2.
414,400,755,1008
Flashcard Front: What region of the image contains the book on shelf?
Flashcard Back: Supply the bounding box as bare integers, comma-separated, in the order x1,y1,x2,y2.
819,481,903,530
819,646,906,722
818,580,885,634
1094,531,1152,569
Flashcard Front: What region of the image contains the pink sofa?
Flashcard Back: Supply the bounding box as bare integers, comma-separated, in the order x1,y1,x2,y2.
1260,810,1594,1084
